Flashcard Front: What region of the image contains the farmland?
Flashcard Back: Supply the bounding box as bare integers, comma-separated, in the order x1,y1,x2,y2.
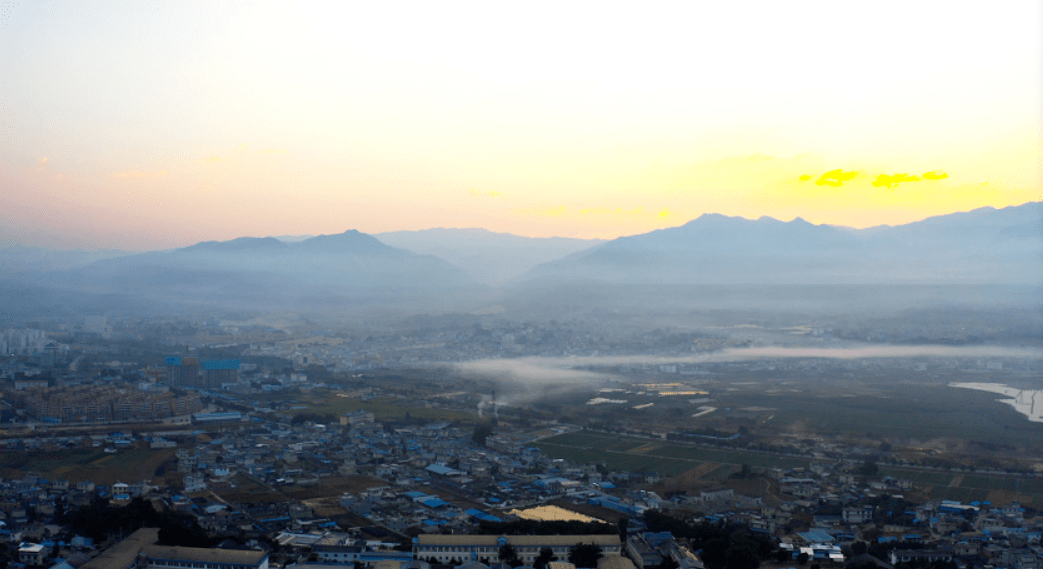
534,431,810,477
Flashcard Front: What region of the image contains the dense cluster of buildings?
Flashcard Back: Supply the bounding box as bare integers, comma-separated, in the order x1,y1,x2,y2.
7,383,203,423
166,357,241,389
1,404,1041,569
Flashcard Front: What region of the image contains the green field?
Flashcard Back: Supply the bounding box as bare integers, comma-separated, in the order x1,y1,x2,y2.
292,395,472,422
537,432,1042,504
534,432,810,477
0,447,176,485
725,385,1043,449
878,466,1042,505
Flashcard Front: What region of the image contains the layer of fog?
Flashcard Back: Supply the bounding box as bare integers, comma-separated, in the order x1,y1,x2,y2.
454,344,1043,407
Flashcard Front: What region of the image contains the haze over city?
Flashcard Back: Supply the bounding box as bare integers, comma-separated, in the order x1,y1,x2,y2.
1,3,1042,569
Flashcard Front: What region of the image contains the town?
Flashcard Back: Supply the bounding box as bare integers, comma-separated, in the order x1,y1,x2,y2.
0,314,1040,569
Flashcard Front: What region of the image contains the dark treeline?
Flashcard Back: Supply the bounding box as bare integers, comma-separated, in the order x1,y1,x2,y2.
475,519,616,535
643,511,777,569
63,497,222,548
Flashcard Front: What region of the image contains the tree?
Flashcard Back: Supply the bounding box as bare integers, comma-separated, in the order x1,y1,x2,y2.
656,556,680,569
796,552,810,565
499,543,521,567
473,422,494,446
617,518,629,541
569,543,603,568
724,547,760,569
534,547,558,569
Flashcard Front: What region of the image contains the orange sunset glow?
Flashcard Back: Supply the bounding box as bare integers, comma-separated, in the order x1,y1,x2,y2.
1,1,1040,250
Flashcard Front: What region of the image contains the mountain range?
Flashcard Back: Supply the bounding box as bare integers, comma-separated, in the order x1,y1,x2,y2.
374,228,602,286
524,202,1043,286
0,202,1039,322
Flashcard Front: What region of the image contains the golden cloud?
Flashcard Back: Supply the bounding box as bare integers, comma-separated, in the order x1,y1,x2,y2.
872,173,921,189
815,169,858,187
799,174,812,182
922,170,948,180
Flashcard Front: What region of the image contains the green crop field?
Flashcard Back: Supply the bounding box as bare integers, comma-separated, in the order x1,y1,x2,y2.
879,466,1042,505
292,396,472,422
0,447,176,485
534,432,811,478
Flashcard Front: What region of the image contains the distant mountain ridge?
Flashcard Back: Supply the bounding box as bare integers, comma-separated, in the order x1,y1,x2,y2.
375,227,602,286
522,202,1043,286
1,203,1038,322
32,230,489,314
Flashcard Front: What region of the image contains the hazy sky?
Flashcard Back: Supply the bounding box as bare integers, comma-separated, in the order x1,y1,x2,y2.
2,1,1041,249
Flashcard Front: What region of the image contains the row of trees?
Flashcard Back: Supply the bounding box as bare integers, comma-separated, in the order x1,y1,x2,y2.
63,496,219,548
642,511,778,569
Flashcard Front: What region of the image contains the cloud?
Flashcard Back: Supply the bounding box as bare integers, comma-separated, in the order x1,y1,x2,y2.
872,173,921,189
659,209,670,218
815,169,858,186
922,170,948,180
514,205,567,217
111,170,168,179
799,174,812,182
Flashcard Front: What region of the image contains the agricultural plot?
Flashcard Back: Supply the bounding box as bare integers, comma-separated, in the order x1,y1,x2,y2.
535,432,811,479
534,443,694,476
292,396,471,422
0,448,176,485
880,466,1042,505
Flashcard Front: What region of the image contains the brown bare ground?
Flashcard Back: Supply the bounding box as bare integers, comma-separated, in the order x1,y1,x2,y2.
303,497,349,517
648,463,724,496
546,498,626,524
282,476,390,500
986,489,1033,505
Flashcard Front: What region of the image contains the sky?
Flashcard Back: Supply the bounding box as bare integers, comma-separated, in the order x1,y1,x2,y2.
1,1,1041,250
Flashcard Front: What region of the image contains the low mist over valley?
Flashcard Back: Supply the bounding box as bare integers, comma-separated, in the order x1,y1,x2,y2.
4,4,1042,564
2,202,1040,331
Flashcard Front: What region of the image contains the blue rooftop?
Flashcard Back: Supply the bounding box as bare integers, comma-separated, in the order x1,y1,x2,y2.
202,359,241,370
798,530,835,544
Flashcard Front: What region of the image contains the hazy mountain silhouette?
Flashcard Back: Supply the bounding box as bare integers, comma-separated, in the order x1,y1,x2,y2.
375,228,602,286
522,202,1043,286
29,230,489,315
1,203,1038,323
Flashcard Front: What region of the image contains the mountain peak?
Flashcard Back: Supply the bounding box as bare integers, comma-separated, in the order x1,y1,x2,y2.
181,236,288,253
293,229,411,257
